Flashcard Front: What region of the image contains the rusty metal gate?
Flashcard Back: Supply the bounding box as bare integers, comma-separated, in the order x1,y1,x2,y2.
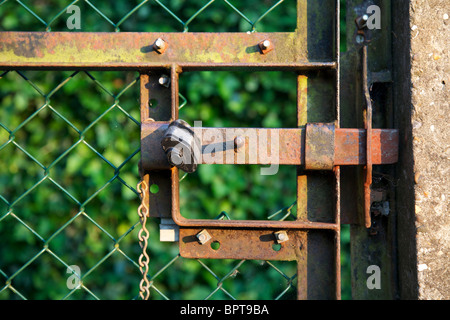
0,0,398,300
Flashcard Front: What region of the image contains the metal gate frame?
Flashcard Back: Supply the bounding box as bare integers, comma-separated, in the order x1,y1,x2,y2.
0,0,399,300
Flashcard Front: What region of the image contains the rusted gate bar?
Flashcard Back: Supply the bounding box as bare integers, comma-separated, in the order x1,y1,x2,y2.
0,32,336,71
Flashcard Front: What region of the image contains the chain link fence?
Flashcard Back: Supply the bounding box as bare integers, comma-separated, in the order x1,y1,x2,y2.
0,1,307,300
0,0,294,32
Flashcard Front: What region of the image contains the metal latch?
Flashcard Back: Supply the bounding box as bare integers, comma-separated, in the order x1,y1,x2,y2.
141,118,398,238
143,121,398,173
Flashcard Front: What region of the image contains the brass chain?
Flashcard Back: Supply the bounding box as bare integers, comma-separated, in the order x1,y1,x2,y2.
137,179,150,300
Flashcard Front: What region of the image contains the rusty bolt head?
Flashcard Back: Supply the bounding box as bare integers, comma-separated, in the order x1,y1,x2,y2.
196,230,212,245
158,74,170,87
274,231,289,244
261,40,271,49
153,38,168,54
258,39,273,54
154,38,164,48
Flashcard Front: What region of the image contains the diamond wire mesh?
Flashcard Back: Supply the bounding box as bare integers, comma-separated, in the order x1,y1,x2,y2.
0,0,291,32
0,70,143,299
0,1,299,300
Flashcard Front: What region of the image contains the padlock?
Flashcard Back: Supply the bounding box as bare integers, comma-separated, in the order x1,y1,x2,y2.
160,119,201,173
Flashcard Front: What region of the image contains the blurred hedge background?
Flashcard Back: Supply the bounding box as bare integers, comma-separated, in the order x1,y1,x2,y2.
0,0,350,300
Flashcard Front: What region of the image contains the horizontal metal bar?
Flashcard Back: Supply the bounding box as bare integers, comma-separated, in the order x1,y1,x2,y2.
173,217,339,231
141,121,399,170
0,32,336,71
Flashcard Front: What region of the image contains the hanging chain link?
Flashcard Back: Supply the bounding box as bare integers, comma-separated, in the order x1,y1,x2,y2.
137,178,150,300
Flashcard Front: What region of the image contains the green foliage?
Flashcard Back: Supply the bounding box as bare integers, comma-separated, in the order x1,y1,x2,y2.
0,0,350,300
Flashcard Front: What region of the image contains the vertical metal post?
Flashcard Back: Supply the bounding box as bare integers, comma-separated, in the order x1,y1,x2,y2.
295,0,341,300
344,0,398,299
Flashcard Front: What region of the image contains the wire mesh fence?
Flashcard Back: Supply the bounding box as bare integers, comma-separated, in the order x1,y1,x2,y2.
0,69,300,300
0,1,309,300
0,0,296,32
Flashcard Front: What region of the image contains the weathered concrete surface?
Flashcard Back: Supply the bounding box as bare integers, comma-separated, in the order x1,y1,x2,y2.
394,0,449,300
